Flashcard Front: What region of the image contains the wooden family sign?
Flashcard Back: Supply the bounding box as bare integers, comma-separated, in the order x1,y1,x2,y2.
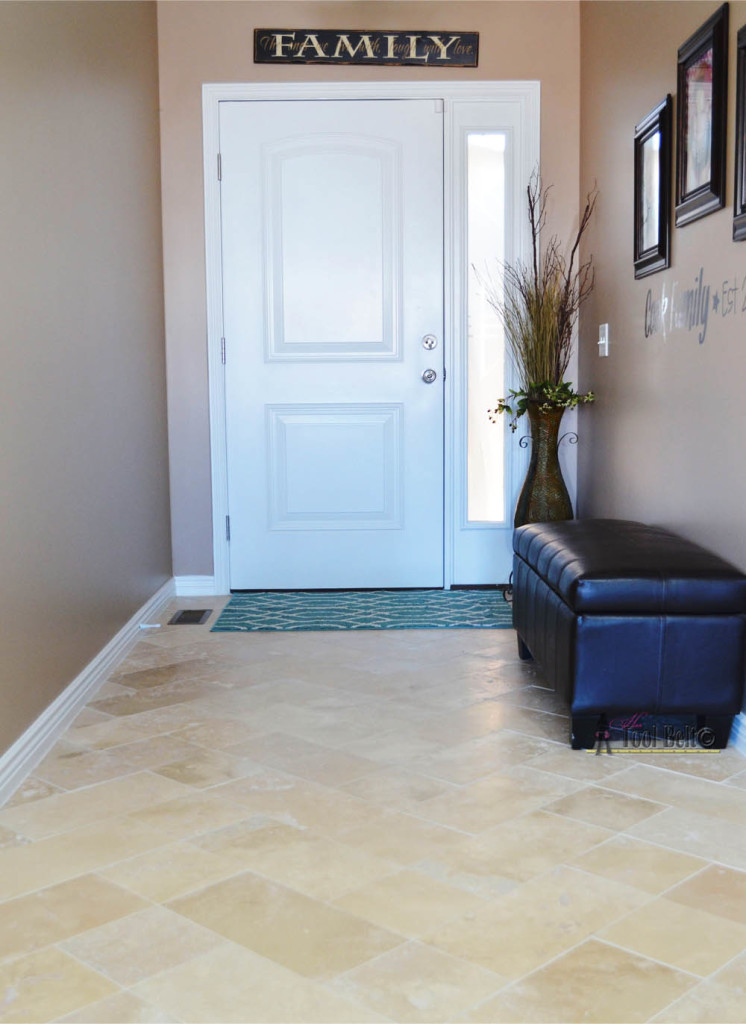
254,29,479,67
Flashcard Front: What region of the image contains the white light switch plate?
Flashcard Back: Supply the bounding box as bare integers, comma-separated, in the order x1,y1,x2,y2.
598,323,609,357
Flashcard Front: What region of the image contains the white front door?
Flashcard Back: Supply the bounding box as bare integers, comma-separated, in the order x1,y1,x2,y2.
220,99,444,589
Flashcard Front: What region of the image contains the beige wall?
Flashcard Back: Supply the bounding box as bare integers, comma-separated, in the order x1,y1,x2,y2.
579,1,746,570
0,2,171,752
158,0,581,575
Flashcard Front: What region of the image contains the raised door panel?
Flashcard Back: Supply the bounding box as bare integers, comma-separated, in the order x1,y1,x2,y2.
267,403,402,530
265,138,401,359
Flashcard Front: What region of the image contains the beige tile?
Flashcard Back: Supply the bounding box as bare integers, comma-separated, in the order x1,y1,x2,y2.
112,640,199,672
133,943,386,1022
100,840,242,902
414,703,523,747
727,770,746,790
599,897,746,975
89,684,207,718
172,716,261,750
127,790,254,840
68,704,204,749
652,982,746,1024
335,870,486,937
523,745,630,782
217,770,387,837
227,731,383,786
545,784,666,831
153,749,259,788
415,771,566,833
0,817,172,900
61,905,224,986
336,727,444,765
627,748,746,783
0,825,26,849
0,947,116,1023
463,939,694,1023
0,772,189,840
34,746,138,790
652,953,746,1023
113,638,209,671
4,776,62,808
341,766,456,811
58,991,179,1023
0,873,146,962
113,658,216,690
108,733,207,769
489,705,570,744
190,816,299,858
629,807,746,871
667,863,746,924
169,870,404,979
493,684,570,715
415,809,611,892
6,624,741,1022
333,940,507,1022
412,863,518,901
71,707,112,729
572,835,708,893
700,951,746,991
338,811,465,864
194,819,396,900
94,680,137,699
426,865,649,978
603,763,746,826
65,716,169,751
393,677,517,713
409,731,549,785
500,762,588,796
289,746,384,787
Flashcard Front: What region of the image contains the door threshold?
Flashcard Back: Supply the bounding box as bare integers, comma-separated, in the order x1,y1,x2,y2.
230,586,445,594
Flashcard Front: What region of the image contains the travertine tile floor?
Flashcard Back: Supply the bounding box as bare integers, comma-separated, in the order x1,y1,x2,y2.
1,596,746,1022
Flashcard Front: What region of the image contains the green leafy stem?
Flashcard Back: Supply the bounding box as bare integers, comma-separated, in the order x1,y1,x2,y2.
489,381,596,432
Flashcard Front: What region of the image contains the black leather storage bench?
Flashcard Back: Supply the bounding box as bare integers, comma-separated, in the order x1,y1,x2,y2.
513,519,746,749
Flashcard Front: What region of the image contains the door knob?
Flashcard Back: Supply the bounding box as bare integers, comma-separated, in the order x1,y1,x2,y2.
421,368,437,384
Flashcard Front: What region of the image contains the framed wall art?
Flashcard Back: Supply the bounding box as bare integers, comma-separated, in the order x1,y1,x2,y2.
675,3,729,227
734,24,746,240
634,95,672,278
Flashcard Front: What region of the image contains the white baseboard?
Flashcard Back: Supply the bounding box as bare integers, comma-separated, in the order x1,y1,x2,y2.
730,712,746,757
174,575,220,596
0,578,176,808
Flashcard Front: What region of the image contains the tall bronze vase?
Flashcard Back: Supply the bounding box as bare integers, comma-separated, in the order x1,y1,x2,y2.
514,403,573,528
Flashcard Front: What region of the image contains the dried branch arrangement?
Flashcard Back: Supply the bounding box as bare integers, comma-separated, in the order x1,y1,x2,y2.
479,172,598,430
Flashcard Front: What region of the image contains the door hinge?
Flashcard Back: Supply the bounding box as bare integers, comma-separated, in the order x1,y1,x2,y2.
217,152,222,181
434,98,444,114
225,515,231,542
221,337,226,364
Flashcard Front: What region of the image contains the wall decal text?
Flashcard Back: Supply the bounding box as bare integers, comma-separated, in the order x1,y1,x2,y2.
644,267,746,344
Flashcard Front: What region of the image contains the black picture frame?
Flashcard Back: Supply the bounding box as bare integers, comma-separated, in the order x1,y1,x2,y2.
734,24,746,240
675,3,729,227
634,96,672,278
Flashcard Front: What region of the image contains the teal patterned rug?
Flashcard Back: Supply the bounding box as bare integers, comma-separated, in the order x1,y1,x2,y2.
211,589,513,632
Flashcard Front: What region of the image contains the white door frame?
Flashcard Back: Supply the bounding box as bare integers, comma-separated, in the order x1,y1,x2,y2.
203,81,540,595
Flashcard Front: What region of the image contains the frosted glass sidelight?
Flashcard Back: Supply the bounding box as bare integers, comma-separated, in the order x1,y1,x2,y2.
467,133,506,523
